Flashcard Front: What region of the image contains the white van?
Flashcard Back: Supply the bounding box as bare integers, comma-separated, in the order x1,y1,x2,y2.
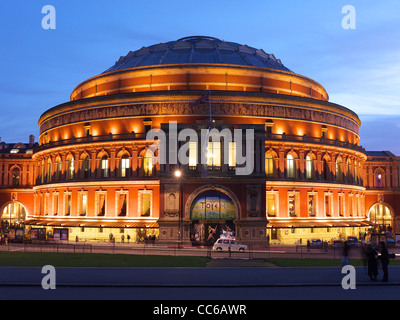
212,238,247,251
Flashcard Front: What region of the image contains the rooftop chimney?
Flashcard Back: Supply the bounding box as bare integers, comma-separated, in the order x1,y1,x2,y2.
29,135,35,148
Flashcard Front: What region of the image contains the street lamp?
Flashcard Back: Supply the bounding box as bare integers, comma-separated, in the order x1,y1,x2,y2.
174,169,183,248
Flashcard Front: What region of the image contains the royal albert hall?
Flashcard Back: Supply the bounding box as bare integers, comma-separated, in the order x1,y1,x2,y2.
1,36,399,246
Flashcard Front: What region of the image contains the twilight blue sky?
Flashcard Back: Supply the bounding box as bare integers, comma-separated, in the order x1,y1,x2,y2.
0,0,399,154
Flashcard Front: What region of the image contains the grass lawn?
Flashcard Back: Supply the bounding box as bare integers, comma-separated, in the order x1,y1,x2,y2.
0,252,399,268
0,252,210,268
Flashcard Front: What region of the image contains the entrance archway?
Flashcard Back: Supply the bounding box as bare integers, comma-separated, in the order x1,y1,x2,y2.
188,187,239,245
1,201,27,230
368,203,393,232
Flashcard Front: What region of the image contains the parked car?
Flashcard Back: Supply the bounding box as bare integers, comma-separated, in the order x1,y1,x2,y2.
347,236,359,247
212,238,247,251
384,232,395,248
330,239,344,248
310,239,322,248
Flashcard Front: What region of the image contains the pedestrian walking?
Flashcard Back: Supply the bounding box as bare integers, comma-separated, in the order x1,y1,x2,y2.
366,244,378,281
378,241,389,282
360,242,367,273
307,239,310,252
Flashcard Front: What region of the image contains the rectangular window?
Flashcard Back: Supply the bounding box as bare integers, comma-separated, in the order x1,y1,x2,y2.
116,191,128,217
338,193,344,216
78,192,87,216
266,193,276,217
53,193,59,215
308,194,316,217
139,190,152,217
288,193,296,217
64,192,71,216
96,191,106,216
324,193,331,217
349,194,354,217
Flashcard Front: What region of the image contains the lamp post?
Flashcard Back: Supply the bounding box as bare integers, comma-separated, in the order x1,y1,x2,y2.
175,169,183,248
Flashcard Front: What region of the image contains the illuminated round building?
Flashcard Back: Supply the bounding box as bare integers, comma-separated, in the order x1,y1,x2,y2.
30,36,373,245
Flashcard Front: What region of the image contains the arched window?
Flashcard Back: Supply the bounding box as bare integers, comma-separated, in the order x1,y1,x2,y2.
12,168,20,186
143,150,153,176
369,203,392,232
287,154,295,178
41,161,45,184
47,159,52,183
375,170,383,187
306,155,314,179
83,156,90,179
55,158,62,181
323,159,330,181
67,158,74,180
265,153,274,178
101,155,109,178
1,202,26,228
120,154,130,178
336,159,342,182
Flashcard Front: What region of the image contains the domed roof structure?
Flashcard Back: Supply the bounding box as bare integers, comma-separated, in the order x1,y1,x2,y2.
103,36,293,73
70,36,329,102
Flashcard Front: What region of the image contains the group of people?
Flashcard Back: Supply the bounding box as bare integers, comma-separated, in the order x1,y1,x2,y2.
362,241,391,282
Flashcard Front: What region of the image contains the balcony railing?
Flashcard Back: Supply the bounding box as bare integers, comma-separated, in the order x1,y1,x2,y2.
266,133,366,153
35,132,147,152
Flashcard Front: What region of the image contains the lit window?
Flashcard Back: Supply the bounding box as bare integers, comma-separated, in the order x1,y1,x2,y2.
139,190,152,217
189,142,197,168
288,193,296,217
266,193,276,217
375,170,383,187
207,142,221,169
143,151,153,176
287,154,295,178
101,156,108,178
67,158,74,180
265,153,274,178
228,142,236,168
120,155,130,177
306,156,313,179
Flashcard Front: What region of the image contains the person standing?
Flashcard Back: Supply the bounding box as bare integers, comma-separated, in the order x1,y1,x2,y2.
378,241,390,282
341,241,350,266
366,244,378,281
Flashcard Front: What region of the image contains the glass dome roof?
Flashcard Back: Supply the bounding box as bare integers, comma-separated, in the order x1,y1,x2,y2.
103,36,293,73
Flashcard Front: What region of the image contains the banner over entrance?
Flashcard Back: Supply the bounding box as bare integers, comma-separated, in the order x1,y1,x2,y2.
190,190,236,221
